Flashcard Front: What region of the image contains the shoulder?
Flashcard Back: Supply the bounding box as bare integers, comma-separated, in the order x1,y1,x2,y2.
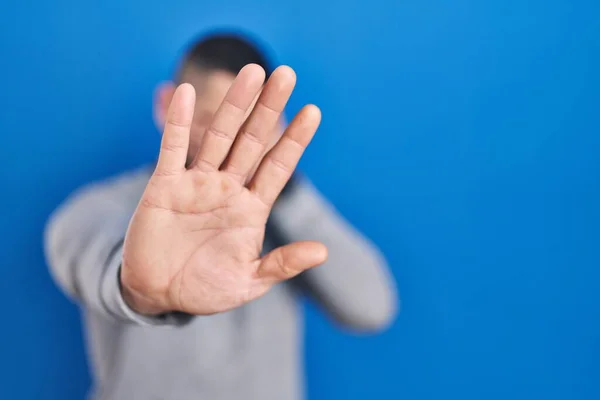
94,165,154,204
51,165,153,222
76,166,152,203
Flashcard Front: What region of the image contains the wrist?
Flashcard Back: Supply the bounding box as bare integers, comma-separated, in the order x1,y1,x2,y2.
119,267,168,316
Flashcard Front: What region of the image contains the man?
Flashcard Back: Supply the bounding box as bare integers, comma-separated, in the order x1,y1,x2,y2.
45,33,397,400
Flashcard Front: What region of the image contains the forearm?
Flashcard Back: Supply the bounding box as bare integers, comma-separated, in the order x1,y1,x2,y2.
45,184,129,319
44,172,189,326
270,177,398,332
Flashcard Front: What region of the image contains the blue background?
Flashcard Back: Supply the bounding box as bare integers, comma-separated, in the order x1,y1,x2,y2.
1,1,599,399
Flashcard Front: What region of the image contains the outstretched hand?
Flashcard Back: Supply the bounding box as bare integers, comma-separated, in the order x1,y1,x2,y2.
121,64,327,316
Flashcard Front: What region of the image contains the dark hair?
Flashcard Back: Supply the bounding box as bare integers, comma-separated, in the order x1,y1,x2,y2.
177,31,273,81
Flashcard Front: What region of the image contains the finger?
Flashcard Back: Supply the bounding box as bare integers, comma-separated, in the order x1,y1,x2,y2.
222,66,296,181
249,104,321,206
257,241,328,282
155,83,195,175
191,64,265,171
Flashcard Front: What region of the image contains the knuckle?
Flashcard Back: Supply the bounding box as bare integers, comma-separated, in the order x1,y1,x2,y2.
239,128,267,145
193,158,218,172
161,141,186,153
274,249,292,279
257,101,282,116
207,126,233,140
153,167,178,177
282,135,305,148
267,157,292,174
166,119,190,129
223,98,246,114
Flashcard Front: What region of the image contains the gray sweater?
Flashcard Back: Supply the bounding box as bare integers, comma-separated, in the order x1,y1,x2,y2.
44,166,397,400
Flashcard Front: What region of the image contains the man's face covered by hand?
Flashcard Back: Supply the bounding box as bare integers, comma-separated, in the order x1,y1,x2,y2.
154,66,285,171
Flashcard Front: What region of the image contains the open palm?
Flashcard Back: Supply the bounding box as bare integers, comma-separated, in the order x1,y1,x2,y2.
121,65,327,316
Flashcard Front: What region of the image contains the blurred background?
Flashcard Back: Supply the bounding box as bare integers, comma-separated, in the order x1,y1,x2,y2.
1,0,599,399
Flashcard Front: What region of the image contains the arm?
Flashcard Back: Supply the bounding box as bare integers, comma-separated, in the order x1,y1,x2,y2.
270,176,398,332
44,69,328,321
44,168,189,325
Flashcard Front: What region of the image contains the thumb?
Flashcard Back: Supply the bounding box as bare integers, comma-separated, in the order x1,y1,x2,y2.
258,241,328,282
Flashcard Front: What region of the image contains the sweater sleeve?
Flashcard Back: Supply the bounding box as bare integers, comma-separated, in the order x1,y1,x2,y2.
44,169,191,326
270,177,398,332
